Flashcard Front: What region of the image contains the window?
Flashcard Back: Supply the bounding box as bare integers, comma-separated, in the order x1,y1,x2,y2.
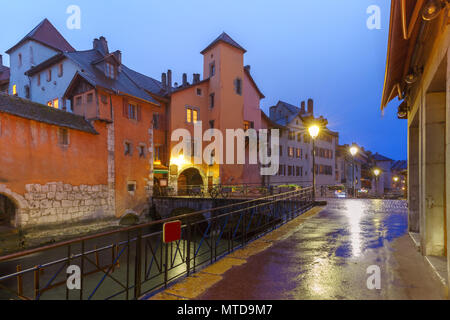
75,96,82,106
106,63,115,79
288,131,295,140
25,85,30,98
296,148,301,158
209,62,215,77
209,120,215,129
87,93,93,103
53,99,59,109
12,85,17,96
196,88,202,96
234,78,242,95
18,54,22,68
58,128,69,146
30,46,34,65
209,93,215,109
279,146,283,157
127,182,136,195
297,133,302,142
37,74,41,86
288,147,294,158
138,145,146,158
244,121,254,131
288,166,292,176
58,63,63,77
101,94,108,104
186,107,199,123
128,103,137,120
47,69,52,82
153,114,160,129
124,142,132,156
154,146,162,162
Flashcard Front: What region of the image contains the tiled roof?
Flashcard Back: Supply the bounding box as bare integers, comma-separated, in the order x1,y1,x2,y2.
201,32,247,54
7,19,75,54
391,160,407,171
373,153,392,161
26,48,164,104
0,93,97,134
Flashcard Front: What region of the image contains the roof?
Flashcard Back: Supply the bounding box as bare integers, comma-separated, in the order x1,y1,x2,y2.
244,67,265,99
6,19,75,54
391,160,407,171
27,49,162,105
201,32,247,54
261,110,285,129
373,153,392,162
0,93,97,134
381,1,424,109
270,101,302,126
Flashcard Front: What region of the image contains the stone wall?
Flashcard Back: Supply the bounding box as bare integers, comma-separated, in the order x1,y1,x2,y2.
20,182,115,227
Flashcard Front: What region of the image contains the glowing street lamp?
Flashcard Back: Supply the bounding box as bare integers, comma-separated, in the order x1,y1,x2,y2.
308,125,320,200
373,168,381,197
349,145,358,198
393,176,399,182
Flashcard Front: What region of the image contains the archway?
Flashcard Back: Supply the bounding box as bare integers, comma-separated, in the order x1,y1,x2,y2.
0,194,16,228
178,168,204,195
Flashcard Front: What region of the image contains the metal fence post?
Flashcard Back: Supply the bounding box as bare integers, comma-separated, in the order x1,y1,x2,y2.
134,229,142,299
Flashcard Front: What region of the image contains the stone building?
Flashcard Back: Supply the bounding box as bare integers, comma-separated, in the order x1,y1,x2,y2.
335,144,364,195
381,0,450,287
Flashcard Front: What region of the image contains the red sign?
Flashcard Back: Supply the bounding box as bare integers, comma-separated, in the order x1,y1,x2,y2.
163,220,182,243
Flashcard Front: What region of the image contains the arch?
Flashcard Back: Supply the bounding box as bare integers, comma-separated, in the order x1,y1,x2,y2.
177,167,204,195
0,194,17,228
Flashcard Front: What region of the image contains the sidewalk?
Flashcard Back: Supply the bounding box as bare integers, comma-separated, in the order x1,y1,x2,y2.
149,199,445,300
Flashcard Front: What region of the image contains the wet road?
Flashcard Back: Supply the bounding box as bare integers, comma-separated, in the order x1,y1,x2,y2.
198,199,444,300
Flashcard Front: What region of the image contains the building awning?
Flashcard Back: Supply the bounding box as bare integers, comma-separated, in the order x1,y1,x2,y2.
381,0,425,109
154,163,169,174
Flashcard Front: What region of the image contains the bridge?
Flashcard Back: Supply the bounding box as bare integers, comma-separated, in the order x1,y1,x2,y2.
0,187,314,300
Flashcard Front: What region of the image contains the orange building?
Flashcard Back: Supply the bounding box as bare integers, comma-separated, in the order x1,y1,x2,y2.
166,33,265,192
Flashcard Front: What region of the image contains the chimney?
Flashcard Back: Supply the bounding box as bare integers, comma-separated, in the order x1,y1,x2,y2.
93,36,109,56
113,50,122,65
182,73,187,86
161,73,167,89
193,73,200,84
307,98,314,115
0,54,3,66
167,70,172,93
244,65,251,72
300,101,306,114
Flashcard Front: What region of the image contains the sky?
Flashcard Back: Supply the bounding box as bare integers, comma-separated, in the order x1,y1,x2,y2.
0,0,406,160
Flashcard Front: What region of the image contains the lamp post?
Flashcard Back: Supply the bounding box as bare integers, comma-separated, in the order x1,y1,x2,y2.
349,145,358,198
308,125,320,200
373,168,381,197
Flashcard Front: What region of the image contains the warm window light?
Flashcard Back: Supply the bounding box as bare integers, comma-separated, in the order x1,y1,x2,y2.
12,85,17,95
308,125,320,139
350,146,358,157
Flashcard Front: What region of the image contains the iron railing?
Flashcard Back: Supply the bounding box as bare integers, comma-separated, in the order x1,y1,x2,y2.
0,187,313,300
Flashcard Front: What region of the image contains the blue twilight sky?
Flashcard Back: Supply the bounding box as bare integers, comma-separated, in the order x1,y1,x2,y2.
0,0,406,160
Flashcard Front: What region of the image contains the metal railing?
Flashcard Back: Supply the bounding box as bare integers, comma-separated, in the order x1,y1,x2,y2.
0,187,314,300
154,182,310,199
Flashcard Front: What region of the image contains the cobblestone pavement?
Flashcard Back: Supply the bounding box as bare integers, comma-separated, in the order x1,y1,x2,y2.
194,199,445,300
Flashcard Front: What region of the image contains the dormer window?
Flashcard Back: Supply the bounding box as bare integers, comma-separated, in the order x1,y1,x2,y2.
106,62,115,79
18,54,22,68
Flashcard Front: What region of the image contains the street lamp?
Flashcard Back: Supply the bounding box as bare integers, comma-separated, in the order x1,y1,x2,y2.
373,168,381,197
349,145,358,198
308,125,320,200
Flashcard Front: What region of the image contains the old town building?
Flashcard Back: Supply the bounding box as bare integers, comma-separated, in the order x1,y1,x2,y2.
381,0,449,286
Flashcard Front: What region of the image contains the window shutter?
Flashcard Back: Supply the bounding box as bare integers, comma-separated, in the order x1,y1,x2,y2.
137,105,142,121
123,98,128,118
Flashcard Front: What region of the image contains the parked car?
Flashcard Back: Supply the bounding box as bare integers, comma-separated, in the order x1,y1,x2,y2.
335,190,347,198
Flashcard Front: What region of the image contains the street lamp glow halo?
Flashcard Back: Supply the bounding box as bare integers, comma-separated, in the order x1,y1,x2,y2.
350,146,358,157
308,125,320,139
374,169,381,176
